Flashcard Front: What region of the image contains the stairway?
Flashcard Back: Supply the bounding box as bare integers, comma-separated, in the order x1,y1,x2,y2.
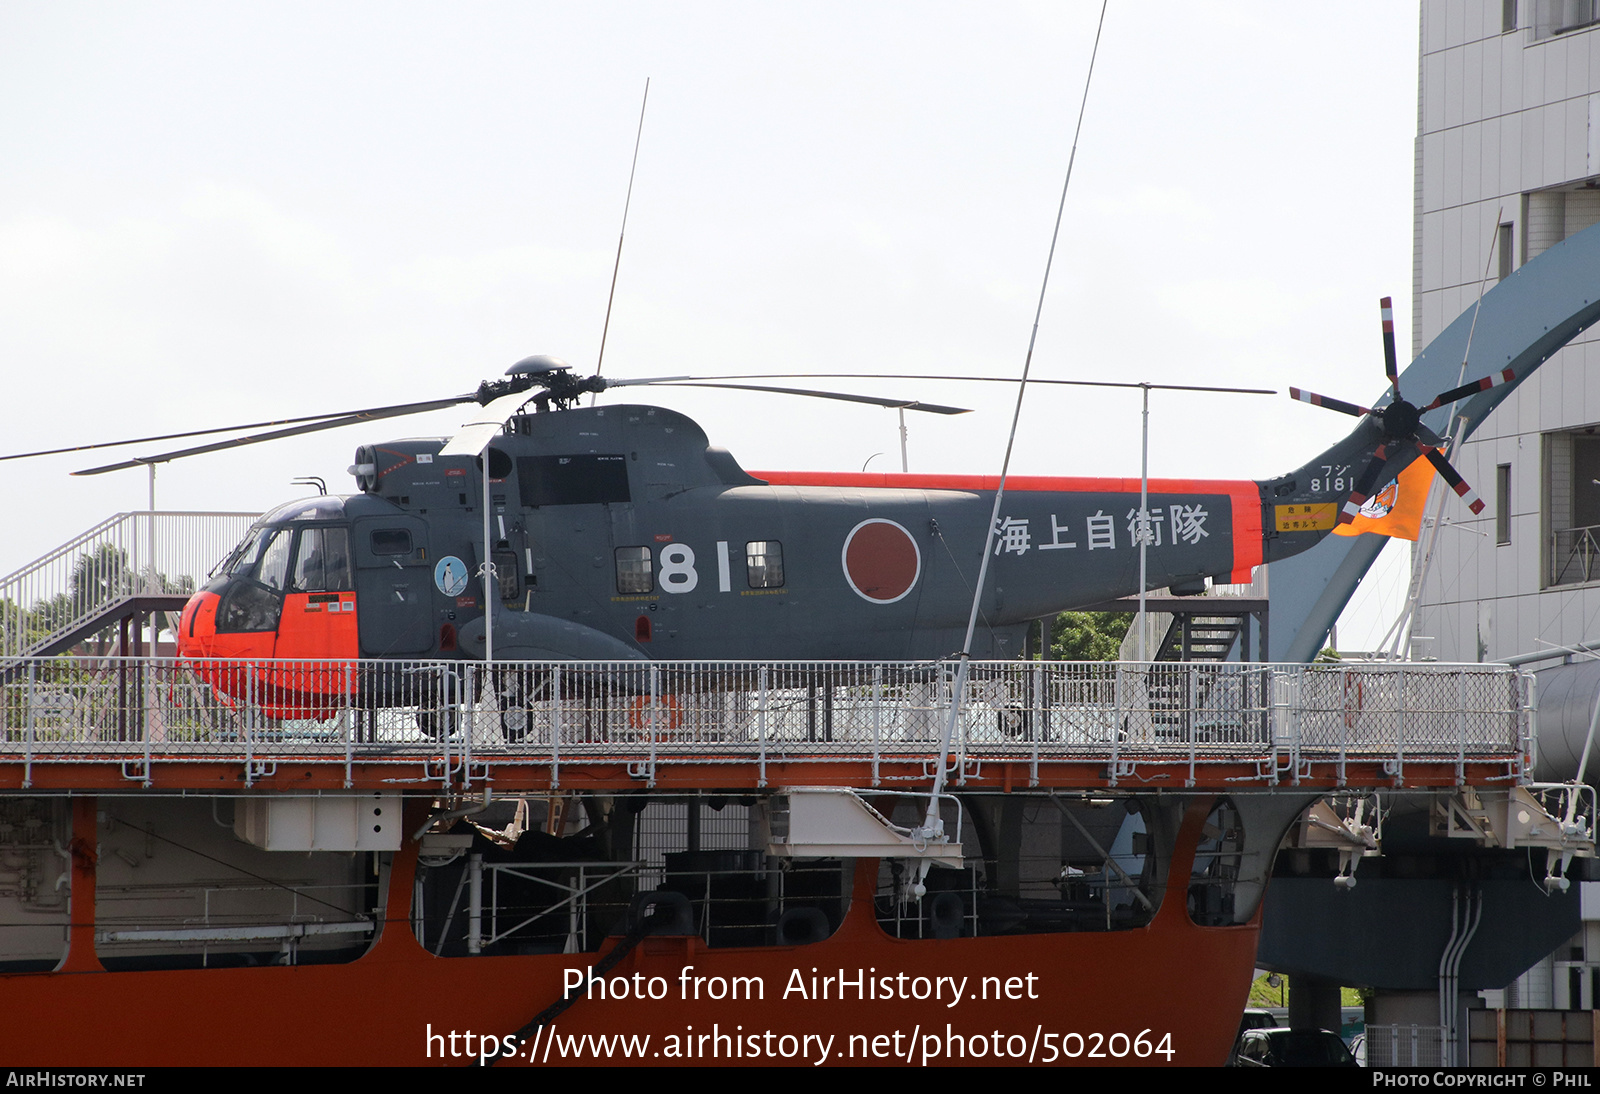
1148,609,1253,738
0,511,258,670
1154,614,1245,662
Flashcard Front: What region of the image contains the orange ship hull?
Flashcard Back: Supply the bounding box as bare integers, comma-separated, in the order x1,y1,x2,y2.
0,799,1256,1068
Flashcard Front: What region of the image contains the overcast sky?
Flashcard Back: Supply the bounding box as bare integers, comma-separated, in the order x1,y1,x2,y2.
0,3,1424,646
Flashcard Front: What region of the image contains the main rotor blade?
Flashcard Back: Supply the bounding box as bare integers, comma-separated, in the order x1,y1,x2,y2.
72,396,475,476
644,373,1275,396
1422,367,1518,411
1289,387,1374,419
635,381,971,414
1419,445,1486,514
1380,296,1401,399
4,395,474,465
438,390,537,458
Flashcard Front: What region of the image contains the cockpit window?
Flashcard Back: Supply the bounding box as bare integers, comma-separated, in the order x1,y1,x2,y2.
218,527,265,577
256,529,292,591
216,498,348,579
260,496,348,524
292,527,352,592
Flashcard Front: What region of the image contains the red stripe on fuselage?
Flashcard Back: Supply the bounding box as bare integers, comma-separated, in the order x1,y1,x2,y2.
751,471,1265,581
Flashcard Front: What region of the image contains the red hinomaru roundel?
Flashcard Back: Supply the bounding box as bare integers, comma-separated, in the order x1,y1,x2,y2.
841,518,921,604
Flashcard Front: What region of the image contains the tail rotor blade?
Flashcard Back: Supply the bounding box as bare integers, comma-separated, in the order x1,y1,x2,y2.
1339,444,1393,524
1422,367,1518,411
1380,296,1401,399
1420,445,1486,514
1290,387,1374,419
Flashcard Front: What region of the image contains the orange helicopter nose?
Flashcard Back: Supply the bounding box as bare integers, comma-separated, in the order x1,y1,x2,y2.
176,589,220,658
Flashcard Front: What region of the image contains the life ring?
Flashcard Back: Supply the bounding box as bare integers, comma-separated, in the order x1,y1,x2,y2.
628,693,682,732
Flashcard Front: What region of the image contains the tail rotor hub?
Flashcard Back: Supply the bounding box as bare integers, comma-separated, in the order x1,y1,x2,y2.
1290,297,1498,524
1379,399,1420,441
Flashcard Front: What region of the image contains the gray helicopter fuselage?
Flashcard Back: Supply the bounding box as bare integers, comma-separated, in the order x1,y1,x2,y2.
325,404,1258,662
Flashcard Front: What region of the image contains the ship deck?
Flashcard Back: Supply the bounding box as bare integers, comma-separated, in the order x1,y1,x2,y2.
0,657,1531,793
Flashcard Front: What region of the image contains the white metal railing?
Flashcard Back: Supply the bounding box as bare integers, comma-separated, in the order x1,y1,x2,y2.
0,511,259,662
95,879,374,967
0,657,1532,788
1365,1024,1447,1067
1550,523,1600,586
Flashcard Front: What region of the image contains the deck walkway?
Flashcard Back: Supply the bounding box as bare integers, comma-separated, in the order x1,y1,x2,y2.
0,657,1531,793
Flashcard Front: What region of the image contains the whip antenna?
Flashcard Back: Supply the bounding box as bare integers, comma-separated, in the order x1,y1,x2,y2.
595,78,650,380
915,1,1111,884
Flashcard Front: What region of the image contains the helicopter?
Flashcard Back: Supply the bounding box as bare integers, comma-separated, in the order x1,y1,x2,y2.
12,301,1501,730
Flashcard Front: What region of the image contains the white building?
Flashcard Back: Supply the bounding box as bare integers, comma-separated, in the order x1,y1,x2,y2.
1414,0,1600,666
1412,0,1600,1020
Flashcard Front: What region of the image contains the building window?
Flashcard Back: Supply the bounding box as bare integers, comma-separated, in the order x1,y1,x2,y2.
1545,429,1600,585
745,540,785,588
1497,464,1512,545
1498,223,1515,281
1534,0,1600,38
1504,0,1519,31
615,546,653,594
1525,188,1600,264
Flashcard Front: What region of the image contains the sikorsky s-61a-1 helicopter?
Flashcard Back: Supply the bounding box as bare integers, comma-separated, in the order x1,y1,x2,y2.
24,303,1501,728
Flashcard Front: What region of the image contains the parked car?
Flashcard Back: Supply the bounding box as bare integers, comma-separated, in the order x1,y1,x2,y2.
1238,1008,1278,1034
1230,1027,1361,1067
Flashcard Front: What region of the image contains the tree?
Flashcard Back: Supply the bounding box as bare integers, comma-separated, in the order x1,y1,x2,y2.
70,545,136,614
11,546,193,656
0,596,52,655
67,546,136,654
1038,612,1133,661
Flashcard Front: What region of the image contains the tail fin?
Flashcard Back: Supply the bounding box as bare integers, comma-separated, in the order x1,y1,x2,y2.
1330,459,1432,541
1258,414,1417,563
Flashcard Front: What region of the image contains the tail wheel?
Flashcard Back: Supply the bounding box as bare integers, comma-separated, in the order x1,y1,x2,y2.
499,669,554,744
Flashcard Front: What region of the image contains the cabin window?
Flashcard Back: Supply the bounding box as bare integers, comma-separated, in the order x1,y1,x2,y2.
370,529,412,556
494,549,520,601
745,540,785,588
255,529,292,592
615,547,653,594
292,527,353,592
